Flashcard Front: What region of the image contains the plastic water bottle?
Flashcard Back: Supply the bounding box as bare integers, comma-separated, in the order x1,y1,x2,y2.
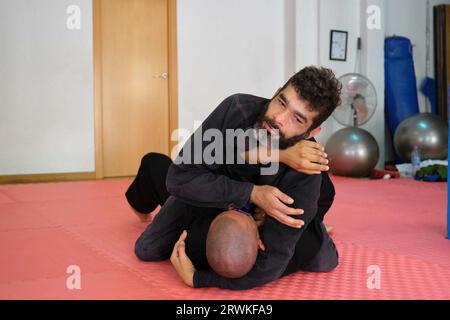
411,146,421,178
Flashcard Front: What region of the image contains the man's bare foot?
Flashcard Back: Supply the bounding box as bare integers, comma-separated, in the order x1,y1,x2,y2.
131,208,153,223
325,224,334,234
131,205,162,222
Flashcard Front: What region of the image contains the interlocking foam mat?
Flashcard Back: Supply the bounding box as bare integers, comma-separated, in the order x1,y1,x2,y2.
0,176,449,299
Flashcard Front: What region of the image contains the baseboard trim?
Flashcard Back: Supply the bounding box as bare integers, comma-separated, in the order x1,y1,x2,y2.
0,172,97,184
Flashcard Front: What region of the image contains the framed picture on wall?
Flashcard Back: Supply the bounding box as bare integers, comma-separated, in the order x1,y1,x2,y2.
330,30,348,61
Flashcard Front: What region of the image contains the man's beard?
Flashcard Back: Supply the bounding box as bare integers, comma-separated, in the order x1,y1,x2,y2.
254,102,310,150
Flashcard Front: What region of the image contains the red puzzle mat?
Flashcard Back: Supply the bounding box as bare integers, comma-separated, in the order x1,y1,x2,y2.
0,176,449,299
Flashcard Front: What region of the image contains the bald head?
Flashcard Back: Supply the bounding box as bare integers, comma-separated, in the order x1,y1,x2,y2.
206,210,259,278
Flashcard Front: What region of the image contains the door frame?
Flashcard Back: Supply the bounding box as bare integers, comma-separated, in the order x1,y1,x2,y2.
93,0,178,179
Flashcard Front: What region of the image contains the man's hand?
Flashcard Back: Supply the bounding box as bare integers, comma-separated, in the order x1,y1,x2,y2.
250,185,304,228
170,230,195,287
280,140,329,175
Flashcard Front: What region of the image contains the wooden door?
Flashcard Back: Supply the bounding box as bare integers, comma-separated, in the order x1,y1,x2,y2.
96,0,171,177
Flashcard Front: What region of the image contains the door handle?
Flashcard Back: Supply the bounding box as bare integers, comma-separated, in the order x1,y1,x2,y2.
153,72,168,80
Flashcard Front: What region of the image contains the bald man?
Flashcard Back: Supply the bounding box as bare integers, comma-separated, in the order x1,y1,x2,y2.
205,210,262,278
182,207,331,281
204,207,334,279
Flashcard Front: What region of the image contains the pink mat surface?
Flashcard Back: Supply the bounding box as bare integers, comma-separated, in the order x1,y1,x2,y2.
0,176,449,300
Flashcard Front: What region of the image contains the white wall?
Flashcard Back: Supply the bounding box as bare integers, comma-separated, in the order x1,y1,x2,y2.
0,0,94,175
296,0,320,68
360,0,386,168
177,0,293,131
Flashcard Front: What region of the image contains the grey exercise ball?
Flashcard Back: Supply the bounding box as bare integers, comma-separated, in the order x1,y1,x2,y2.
394,113,448,162
326,127,379,177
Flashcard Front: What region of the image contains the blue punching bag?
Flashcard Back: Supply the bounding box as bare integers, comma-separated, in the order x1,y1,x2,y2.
385,36,420,162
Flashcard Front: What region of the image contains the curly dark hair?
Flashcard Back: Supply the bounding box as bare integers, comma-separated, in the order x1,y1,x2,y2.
282,66,342,131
